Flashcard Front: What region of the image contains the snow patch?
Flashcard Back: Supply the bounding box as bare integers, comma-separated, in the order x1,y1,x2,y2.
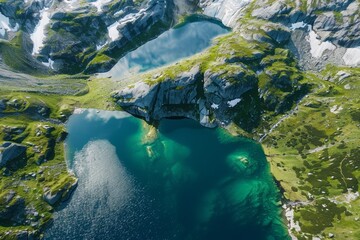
307,27,336,58
96,41,107,50
31,8,51,55
227,98,241,107
108,22,121,41
0,12,19,37
91,0,112,13
211,103,219,109
203,0,251,27
64,0,77,10
41,58,54,69
342,48,360,66
290,21,307,30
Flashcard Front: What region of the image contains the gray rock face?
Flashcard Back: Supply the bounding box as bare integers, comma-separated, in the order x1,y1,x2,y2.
314,12,337,31
0,190,26,224
0,142,27,168
249,0,360,49
199,0,252,27
312,1,360,48
0,0,173,74
252,0,292,21
43,178,78,206
115,64,258,127
43,189,62,206
203,65,257,125
115,66,202,122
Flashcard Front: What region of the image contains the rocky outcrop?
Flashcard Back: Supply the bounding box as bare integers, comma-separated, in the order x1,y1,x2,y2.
312,1,360,48
43,178,78,206
114,62,262,128
115,66,203,123
0,190,26,225
0,142,27,168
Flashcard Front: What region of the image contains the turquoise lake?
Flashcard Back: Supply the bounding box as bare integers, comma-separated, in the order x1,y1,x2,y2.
45,110,289,240
45,20,289,239
98,20,229,79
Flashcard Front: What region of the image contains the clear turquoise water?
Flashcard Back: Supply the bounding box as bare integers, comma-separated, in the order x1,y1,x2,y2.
98,20,229,79
45,110,289,240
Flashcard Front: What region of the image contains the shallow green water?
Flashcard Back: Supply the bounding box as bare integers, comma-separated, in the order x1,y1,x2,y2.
45,110,289,240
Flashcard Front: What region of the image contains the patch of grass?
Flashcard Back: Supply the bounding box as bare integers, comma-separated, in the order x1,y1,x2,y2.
0,32,50,76
260,66,360,238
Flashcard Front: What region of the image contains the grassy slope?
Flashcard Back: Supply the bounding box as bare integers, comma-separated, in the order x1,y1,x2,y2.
261,66,360,239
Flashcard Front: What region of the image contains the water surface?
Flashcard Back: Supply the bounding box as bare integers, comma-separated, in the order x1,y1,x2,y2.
99,20,229,79
45,110,289,240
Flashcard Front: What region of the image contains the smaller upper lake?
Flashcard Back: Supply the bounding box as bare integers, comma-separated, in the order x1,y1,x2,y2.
98,20,229,79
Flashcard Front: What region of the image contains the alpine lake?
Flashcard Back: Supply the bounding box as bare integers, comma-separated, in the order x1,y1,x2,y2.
45,19,290,240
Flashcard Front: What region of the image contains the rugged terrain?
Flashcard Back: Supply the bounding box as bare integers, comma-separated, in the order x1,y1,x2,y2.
0,0,359,239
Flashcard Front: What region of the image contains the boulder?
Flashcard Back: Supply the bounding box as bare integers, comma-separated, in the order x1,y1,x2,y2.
43,188,63,206
0,191,26,224
0,142,27,168
43,178,78,205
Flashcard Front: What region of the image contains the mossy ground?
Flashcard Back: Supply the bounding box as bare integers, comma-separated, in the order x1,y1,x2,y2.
0,74,118,238
0,116,75,238
260,66,360,239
